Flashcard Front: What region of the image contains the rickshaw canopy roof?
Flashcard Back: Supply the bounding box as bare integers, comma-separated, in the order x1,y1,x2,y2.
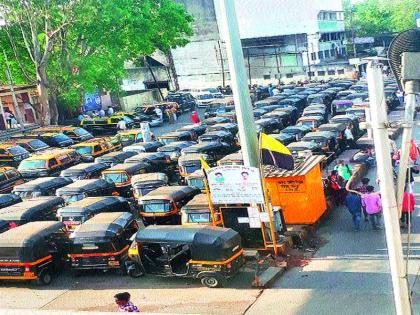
139,186,199,203
12,177,72,192
56,178,113,194
131,173,168,185
0,197,64,221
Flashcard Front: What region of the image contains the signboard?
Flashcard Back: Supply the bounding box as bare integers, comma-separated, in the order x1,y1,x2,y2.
354,37,375,44
207,165,264,204
276,178,305,193
83,92,102,112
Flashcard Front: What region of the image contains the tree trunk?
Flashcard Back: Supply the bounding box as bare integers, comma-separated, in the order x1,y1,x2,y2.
167,51,179,91
49,92,59,124
36,64,51,126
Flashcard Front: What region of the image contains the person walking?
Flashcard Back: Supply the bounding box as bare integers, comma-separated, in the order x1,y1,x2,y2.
334,160,352,183
328,170,345,206
401,191,415,229
345,191,362,231
191,111,200,124
166,108,174,124
171,106,177,122
114,292,139,312
4,110,12,129
361,186,382,230
344,125,355,148
356,177,370,221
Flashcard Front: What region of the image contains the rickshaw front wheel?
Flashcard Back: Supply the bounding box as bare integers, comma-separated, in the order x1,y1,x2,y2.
127,263,144,278
200,274,225,288
37,269,52,286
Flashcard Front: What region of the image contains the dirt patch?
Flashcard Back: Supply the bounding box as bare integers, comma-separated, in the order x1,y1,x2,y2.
286,234,328,269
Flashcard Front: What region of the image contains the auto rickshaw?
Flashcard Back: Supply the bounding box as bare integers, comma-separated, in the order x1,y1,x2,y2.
72,138,116,162
57,196,132,230
102,163,149,198
331,100,353,115
158,131,194,145
330,114,362,139
204,98,234,119
345,107,366,121
18,149,80,178
253,108,268,120
124,152,174,174
117,129,156,146
80,114,135,134
0,144,31,167
296,116,324,131
0,167,24,193
177,124,207,139
318,123,347,150
123,141,164,154
94,151,137,167
126,225,244,288
32,126,93,142
157,141,197,161
181,142,232,162
55,178,116,204
0,196,65,226
178,154,209,183
131,173,169,199
287,141,325,157
201,116,231,126
262,111,291,127
302,131,338,156
26,132,74,147
60,162,109,180
281,125,312,141
267,133,295,146
181,194,223,226
272,106,297,124
0,221,68,285
198,130,236,147
185,169,206,191
137,186,200,225
6,138,50,153
217,151,244,166
68,212,138,275
0,193,22,209
255,118,283,134
12,177,73,199
206,123,238,136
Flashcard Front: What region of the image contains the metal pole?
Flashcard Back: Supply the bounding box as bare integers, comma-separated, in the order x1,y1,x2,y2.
396,81,418,217
247,49,252,86
217,0,259,167
305,35,312,81
367,60,411,315
217,41,226,88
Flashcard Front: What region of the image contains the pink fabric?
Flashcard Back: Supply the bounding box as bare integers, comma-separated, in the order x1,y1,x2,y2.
361,193,382,214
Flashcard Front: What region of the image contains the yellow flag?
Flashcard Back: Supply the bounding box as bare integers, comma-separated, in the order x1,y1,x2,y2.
200,157,210,171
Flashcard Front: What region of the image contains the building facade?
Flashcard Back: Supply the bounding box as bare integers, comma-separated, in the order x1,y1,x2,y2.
171,0,348,88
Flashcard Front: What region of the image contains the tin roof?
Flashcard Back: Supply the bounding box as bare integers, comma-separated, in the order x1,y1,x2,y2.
263,155,325,178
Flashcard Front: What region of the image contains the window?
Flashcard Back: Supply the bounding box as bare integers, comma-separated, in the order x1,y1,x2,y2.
318,51,324,60
93,145,102,153
286,73,294,78
330,49,336,57
263,74,271,80
324,50,330,58
337,69,345,74
308,71,315,77
328,70,336,75
311,52,316,61
318,71,326,76
329,12,337,20
48,158,58,168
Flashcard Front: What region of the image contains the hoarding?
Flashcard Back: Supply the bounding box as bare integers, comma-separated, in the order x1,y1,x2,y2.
83,92,102,112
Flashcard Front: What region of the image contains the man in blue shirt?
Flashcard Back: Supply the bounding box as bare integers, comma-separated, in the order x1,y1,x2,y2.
345,191,362,231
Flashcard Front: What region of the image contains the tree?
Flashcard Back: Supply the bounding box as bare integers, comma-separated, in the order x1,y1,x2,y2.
0,0,192,125
344,0,420,37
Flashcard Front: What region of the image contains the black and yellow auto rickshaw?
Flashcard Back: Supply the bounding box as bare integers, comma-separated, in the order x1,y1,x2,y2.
178,153,209,183
56,196,132,230
12,177,73,199
287,141,325,156
0,196,65,227
217,151,244,166
0,167,24,193
94,151,138,167
198,130,236,147
6,138,50,153
117,129,156,147
267,133,295,146
0,144,31,167
181,142,232,163
0,221,68,285
123,141,164,154
201,116,231,126
80,114,135,134
26,132,75,147
60,162,109,180
330,114,362,139
102,163,149,198
296,116,324,131
185,169,206,191
55,178,116,204
126,225,243,288
32,126,93,142
68,212,138,275
157,141,197,161
206,123,238,136
318,122,347,150
137,186,200,225
124,152,174,174
0,193,22,210
71,138,116,162
181,194,223,226
158,131,194,145
177,124,207,139
302,131,339,155
131,173,169,199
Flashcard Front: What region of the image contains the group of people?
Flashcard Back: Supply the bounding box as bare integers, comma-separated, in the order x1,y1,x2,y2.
163,106,177,124
78,106,115,121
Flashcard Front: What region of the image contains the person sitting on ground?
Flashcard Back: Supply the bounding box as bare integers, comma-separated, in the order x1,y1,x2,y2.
361,186,382,230
114,292,139,312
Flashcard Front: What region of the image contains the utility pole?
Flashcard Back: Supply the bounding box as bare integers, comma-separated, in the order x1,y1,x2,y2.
144,56,164,101
3,50,25,129
350,6,357,58
366,60,411,315
247,49,252,86
305,34,312,81
217,0,259,167
217,41,226,88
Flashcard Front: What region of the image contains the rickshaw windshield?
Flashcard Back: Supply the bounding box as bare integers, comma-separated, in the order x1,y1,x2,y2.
187,212,210,223
182,164,200,174
143,201,171,213
300,121,315,127
187,178,205,190
18,160,46,169
159,138,176,145
103,172,129,183
120,134,135,141
63,194,86,203
75,146,92,155
7,146,28,155
134,186,155,197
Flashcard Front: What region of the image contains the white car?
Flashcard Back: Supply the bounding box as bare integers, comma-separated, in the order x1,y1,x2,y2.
196,92,214,107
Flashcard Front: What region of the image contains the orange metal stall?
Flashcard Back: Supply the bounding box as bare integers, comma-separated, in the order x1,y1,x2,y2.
264,155,327,225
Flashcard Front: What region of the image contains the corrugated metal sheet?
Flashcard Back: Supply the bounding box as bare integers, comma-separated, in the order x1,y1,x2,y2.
263,155,325,178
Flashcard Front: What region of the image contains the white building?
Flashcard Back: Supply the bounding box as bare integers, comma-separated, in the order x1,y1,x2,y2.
172,0,348,88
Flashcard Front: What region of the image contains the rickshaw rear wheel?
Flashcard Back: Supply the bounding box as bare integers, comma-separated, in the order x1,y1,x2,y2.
200,274,225,288
127,263,144,278
37,269,52,286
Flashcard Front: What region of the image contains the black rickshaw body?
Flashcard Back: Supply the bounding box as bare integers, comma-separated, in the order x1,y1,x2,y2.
201,117,231,126
181,142,231,164
60,162,109,180
262,111,290,127
131,173,169,199
158,131,194,145
8,139,50,153
204,98,234,119
337,90,355,99
206,123,238,136
12,177,73,199
0,196,65,227
287,141,325,156
185,169,206,191
55,179,116,204
302,131,338,154
330,114,362,138
384,89,400,110
267,133,295,146
137,186,201,225
0,193,22,210
318,123,347,150
177,124,207,139
272,106,297,124
124,152,174,174
68,212,138,272
253,108,268,119
217,151,244,166
0,167,24,194
157,141,197,162
32,126,93,143
127,225,243,287
255,118,283,134
199,131,236,147
57,196,131,230
123,141,164,154
254,99,279,109
345,108,366,121
0,144,31,167
26,132,75,148
307,94,325,105
302,108,327,120
181,194,222,226
346,92,369,103
178,153,209,181
216,112,237,123
296,116,324,130
281,125,312,141
0,221,68,284
102,163,150,198
94,151,137,167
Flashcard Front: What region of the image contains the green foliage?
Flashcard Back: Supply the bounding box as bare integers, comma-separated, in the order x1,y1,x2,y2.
344,0,420,37
0,0,193,112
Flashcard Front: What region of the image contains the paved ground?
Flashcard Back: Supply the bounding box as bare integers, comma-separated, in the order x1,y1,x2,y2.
1,109,419,314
